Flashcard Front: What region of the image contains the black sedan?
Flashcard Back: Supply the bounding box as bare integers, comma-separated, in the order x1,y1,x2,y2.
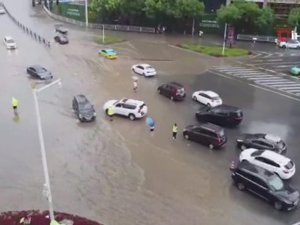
54,34,69,44
195,105,243,127
236,133,287,154
72,95,96,122
26,65,53,80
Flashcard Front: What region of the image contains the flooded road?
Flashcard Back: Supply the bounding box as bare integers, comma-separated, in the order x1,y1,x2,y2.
1,2,300,225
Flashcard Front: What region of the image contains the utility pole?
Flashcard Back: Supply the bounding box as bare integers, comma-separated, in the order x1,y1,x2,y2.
85,0,88,27
222,0,231,55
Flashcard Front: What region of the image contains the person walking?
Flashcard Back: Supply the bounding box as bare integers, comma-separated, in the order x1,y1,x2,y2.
146,116,155,135
133,79,138,93
107,106,114,121
11,97,18,114
172,123,178,140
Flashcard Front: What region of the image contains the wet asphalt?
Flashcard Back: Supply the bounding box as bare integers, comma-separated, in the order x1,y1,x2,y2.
1,1,300,225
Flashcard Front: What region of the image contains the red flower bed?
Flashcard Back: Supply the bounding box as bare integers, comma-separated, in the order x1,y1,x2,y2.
0,210,103,225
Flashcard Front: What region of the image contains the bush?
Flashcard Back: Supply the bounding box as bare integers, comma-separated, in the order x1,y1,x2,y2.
95,35,125,45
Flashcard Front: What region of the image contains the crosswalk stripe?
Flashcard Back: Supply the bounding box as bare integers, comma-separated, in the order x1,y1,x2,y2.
244,76,275,79
250,78,284,81
256,81,296,85
271,84,299,88
286,89,300,93
217,68,255,72
278,86,300,90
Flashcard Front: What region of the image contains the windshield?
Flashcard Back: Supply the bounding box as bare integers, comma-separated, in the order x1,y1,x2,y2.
212,96,220,101
36,67,47,73
268,175,284,191
6,39,14,43
145,66,153,70
79,103,93,112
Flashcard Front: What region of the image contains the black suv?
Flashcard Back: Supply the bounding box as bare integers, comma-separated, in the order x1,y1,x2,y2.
231,161,299,211
236,133,287,154
72,95,96,122
195,105,243,127
157,82,186,101
183,123,227,149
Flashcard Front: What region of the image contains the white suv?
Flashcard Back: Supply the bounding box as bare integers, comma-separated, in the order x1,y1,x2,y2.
239,148,296,180
279,39,300,49
103,98,148,120
4,36,17,49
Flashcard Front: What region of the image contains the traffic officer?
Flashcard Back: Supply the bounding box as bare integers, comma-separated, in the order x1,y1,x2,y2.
172,123,178,140
107,106,114,121
11,97,18,114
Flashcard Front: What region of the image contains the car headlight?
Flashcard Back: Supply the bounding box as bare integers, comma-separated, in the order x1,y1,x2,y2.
79,114,83,119
93,112,96,116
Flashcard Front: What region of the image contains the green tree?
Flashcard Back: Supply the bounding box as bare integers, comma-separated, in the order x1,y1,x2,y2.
90,0,120,22
288,7,300,29
217,0,273,34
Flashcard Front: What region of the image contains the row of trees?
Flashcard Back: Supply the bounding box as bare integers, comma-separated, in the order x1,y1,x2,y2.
89,0,205,31
89,0,300,34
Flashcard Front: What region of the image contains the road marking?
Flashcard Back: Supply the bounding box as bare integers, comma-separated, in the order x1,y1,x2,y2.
272,84,300,88
256,81,295,85
273,65,295,68
249,84,300,102
278,86,300,90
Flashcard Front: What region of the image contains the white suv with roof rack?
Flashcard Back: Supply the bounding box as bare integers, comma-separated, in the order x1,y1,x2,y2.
239,148,296,180
103,98,148,120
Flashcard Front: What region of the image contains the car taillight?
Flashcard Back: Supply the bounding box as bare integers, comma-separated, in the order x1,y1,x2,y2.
229,160,236,172
217,136,221,145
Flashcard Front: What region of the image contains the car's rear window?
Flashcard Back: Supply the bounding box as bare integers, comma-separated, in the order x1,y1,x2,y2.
285,161,294,170
251,150,264,157
232,111,243,117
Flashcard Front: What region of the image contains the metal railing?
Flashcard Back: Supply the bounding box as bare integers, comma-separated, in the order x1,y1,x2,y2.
43,6,155,33
0,2,51,48
237,34,276,43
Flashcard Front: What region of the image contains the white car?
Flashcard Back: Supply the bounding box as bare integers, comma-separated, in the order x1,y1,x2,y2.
103,98,148,120
279,39,300,49
4,36,17,49
0,8,5,14
239,148,296,180
131,64,157,77
192,90,222,107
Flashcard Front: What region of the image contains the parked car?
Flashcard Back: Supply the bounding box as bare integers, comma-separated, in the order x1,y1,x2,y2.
0,7,5,14
236,133,287,153
103,98,147,120
289,65,300,76
192,90,222,107
4,36,16,49
195,105,243,127
54,34,69,44
26,65,53,80
231,160,299,211
72,95,96,122
157,82,186,101
131,64,157,77
279,39,300,49
98,48,118,59
183,123,227,149
239,148,295,179
55,24,68,35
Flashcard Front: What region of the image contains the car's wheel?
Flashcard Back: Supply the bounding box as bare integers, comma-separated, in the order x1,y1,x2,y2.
274,201,283,210
158,88,161,94
105,109,109,115
237,182,245,191
240,145,247,150
192,96,197,101
170,96,174,101
207,103,211,107
282,45,286,49
129,114,136,121
209,144,214,150
297,46,300,49
184,134,189,140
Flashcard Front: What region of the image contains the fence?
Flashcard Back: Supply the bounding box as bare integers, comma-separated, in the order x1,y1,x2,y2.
237,34,276,43
43,5,155,33
0,2,51,48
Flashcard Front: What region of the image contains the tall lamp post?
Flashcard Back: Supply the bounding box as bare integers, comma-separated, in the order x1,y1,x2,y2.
85,0,88,27
222,0,231,55
33,79,62,222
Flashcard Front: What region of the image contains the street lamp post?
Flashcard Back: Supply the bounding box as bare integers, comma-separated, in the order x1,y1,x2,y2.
222,0,231,55
33,79,62,222
85,0,88,27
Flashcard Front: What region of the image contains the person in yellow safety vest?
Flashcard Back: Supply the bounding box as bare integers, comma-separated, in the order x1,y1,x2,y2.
11,97,18,114
107,106,114,121
172,123,178,140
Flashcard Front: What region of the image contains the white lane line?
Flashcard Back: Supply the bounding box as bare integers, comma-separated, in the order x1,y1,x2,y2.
286,89,300,93
249,84,300,102
273,65,295,68
245,76,276,80
250,78,285,82
278,86,300,90
271,84,300,88
256,81,296,85
217,68,255,72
